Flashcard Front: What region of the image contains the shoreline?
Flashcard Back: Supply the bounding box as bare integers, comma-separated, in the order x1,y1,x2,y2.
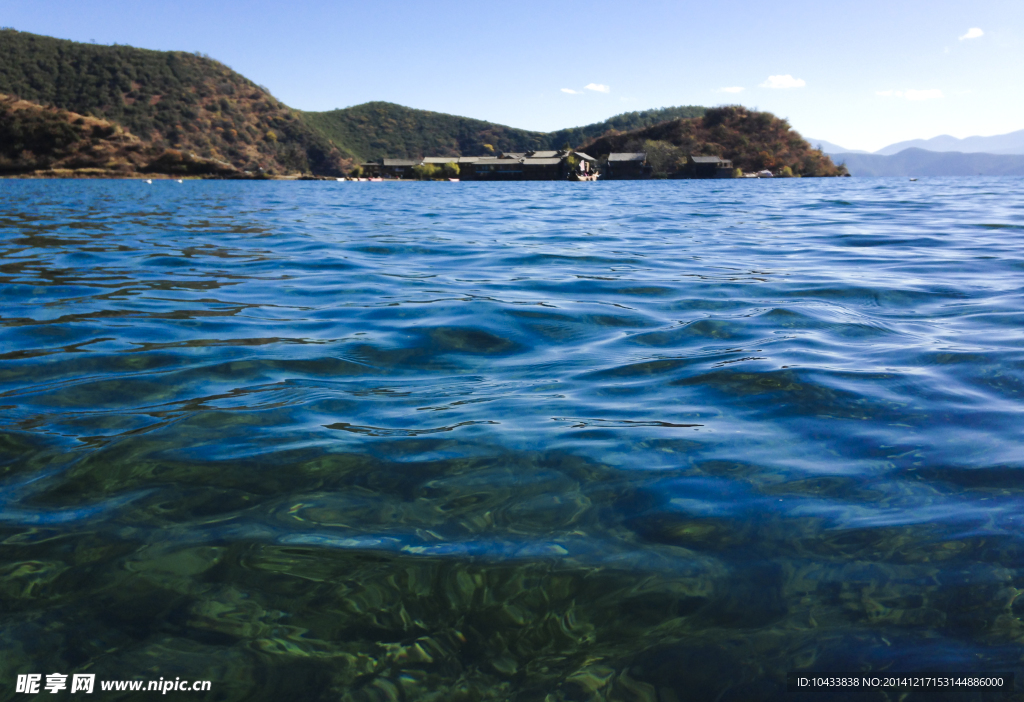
0,170,336,180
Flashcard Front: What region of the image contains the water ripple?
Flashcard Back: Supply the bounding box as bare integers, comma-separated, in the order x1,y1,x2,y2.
2,178,1024,698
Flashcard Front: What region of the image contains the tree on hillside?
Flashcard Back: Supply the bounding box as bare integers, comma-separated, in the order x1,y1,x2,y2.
643,140,687,177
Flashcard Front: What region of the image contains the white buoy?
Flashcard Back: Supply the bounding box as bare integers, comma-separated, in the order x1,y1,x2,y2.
177,179,183,183
145,179,152,184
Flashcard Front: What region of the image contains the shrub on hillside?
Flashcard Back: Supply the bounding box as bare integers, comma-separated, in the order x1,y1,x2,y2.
412,163,439,180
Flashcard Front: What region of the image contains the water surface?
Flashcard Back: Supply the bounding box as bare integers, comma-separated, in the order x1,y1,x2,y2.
1,178,1023,700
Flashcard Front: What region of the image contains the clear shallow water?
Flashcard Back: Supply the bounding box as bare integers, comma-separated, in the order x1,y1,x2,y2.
1,178,1023,701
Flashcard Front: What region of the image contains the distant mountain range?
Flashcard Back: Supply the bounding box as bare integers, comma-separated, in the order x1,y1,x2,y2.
805,130,1024,176
874,131,1024,156
808,130,1024,157
827,149,1024,177
806,139,869,155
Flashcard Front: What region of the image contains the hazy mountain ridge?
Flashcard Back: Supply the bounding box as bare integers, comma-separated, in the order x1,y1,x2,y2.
812,130,1024,158
874,130,1024,156
805,138,868,154
831,148,1024,177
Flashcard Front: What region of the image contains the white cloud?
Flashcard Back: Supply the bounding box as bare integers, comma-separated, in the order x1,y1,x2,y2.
876,89,944,100
759,74,806,89
959,27,983,41
905,89,944,100
561,88,582,94
717,86,745,93
584,83,610,93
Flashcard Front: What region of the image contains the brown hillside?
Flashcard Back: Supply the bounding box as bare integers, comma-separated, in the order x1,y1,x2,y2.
0,94,242,177
0,29,353,176
581,106,846,177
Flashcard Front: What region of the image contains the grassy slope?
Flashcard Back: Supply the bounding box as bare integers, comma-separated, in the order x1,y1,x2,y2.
581,106,846,176
0,29,353,175
301,103,708,161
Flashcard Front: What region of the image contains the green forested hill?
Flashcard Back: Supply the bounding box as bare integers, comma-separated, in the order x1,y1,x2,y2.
545,106,706,153
301,103,708,161
581,106,846,177
0,29,352,175
301,102,548,161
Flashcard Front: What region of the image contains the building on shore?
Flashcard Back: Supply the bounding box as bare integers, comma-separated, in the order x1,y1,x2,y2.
472,157,525,180
360,150,625,181
360,158,421,179
422,157,459,166
604,152,649,179
686,155,735,178
522,157,569,180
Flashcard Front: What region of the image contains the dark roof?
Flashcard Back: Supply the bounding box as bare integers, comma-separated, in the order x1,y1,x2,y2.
422,157,458,164
574,152,597,162
523,158,563,166
528,150,560,159
501,152,526,159
475,157,524,165
691,156,727,164
458,157,481,163
608,152,646,162
382,158,420,167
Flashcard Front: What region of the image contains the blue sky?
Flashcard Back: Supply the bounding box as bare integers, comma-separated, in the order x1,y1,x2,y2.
3,0,1022,151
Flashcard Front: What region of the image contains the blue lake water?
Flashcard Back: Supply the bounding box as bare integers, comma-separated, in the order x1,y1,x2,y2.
1,178,1023,700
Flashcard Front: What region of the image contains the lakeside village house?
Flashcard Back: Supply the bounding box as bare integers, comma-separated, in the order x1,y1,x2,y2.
359,151,734,180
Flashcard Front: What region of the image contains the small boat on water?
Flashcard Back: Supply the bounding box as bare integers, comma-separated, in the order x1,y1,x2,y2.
449,178,460,182
756,170,774,178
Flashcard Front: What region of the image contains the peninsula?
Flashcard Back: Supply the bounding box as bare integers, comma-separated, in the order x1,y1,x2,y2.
0,29,844,179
